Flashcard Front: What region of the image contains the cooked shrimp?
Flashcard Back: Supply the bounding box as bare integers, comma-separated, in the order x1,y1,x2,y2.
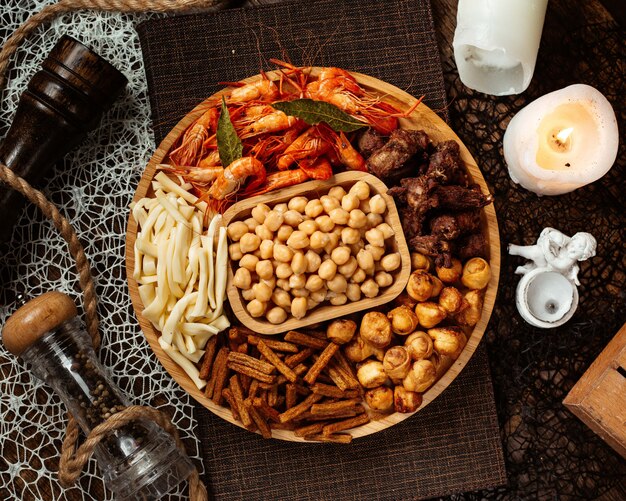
277,127,331,170
169,107,219,166
208,157,266,200
228,75,279,103
298,156,334,180
240,111,298,138
244,168,310,197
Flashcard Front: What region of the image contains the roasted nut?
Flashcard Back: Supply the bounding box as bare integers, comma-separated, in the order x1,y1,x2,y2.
227,221,249,242
276,224,294,242
381,253,401,272
383,346,412,382
239,233,261,254
394,292,417,309
439,287,464,314
365,228,384,247
329,207,349,225
273,243,294,262
415,302,447,328
291,297,308,319
454,290,484,327
327,319,357,344
259,239,274,260
320,195,340,214
288,196,308,213
394,386,423,413
428,327,467,359
341,193,360,211
461,257,491,289
405,331,433,360
406,270,434,301
271,289,291,309
233,268,252,289
348,209,367,229
357,360,388,388
287,230,310,249
252,282,273,303
410,252,431,271
247,299,267,318
365,386,394,412
387,305,419,335
239,253,259,271
430,276,444,297
436,258,462,283
360,311,392,348
327,274,348,293
305,199,324,218
283,209,304,227
375,271,393,288
305,250,322,273
403,359,437,393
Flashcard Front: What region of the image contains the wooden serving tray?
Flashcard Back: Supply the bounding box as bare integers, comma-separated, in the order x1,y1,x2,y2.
125,69,501,441
222,171,411,334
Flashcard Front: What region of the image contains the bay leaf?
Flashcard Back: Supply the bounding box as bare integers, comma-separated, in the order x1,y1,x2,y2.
273,99,365,132
216,96,242,168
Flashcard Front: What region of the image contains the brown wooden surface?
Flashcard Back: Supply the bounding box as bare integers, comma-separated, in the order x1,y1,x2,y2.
564,323,626,458
126,68,500,441
222,171,411,334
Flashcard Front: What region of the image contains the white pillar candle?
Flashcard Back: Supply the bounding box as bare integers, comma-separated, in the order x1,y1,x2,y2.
503,84,619,196
453,0,548,95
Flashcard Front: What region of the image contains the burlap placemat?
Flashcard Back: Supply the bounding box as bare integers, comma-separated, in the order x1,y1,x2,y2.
136,1,507,498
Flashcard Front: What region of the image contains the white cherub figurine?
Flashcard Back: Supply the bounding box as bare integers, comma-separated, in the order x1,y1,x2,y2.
508,227,597,286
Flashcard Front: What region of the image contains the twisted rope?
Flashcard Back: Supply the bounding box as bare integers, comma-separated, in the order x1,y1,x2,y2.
0,1,224,499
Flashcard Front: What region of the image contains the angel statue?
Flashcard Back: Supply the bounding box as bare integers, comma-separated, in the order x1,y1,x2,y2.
508,227,597,286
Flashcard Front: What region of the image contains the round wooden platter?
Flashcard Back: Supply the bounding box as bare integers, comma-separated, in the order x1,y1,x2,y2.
126,68,501,441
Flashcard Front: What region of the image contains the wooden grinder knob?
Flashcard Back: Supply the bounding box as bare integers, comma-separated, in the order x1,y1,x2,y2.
2,292,78,356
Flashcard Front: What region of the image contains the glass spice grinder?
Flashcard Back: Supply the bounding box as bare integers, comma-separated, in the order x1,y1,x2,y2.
1,291,194,500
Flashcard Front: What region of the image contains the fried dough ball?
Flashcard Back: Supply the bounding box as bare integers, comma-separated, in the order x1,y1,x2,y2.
461,257,491,290
365,386,394,413
405,331,433,360
438,286,464,314
406,270,435,301
387,305,419,335
430,276,444,297
393,292,418,310
357,360,388,388
326,319,357,345
435,258,462,283
428,327,467,359
410,252,431,271
403,359,437,393
394,386,423,413
360,312,392,348
383,346,412,382
455,290,484,327
344,334,384,362
415,302,447,328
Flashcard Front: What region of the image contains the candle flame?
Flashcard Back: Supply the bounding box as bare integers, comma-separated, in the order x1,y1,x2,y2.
556,127,574,144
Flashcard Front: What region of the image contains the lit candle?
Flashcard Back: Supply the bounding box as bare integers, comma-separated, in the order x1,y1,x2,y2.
503,84,619,196
453,0,548,95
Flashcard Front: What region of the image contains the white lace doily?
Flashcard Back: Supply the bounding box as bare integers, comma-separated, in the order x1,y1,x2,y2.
0,3,204,500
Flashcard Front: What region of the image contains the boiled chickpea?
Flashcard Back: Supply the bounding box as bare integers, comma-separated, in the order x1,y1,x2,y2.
324,232,340,255
284,210,304,227
318,259,338,281
266,307,287,325
359,199,371,214
305,250,322,273
291,251,307,275
351,268,367,283
349,180,370,200
341,193,360,212
346,283,362,302
273,203,288,214
309,231,329,250
241,288,256,301
305,199,324,218
272,289,292,309
331,246,351,266
227,221,249,242
328,292,348,306
261,276,276,290
329,207,349,225
315,215,335,233
366,244,385,261
361,279,380,298
357,249,375,273
381,253,401,272
328,186,347,201
349,240,365,256
251,203,271,224
247,299,267,318
253,282,273,303
276,278,290,291
229,242,243,261
286,230,309,250
259,240,274,260
338,256,358,277
244,217,259,232
365,228,384,247
327,274,348,293
239,254,259,271
366,213,383,228
292,287,310,298
305,274,324,292
276,225,294,242
341,227,360,245
348,209,367,229
369,194,386,214
264,210,284,232
255,224,273,241
320,195,340,214
273,244,294,263
288,196,308,213
239,233,261,253
375,271,393,288
291,297,308,319
275,263,293,279
233,268,252,289
307,298,320,310
255,260,273,280
377,223,394,239
310,287,327,303
298,220,318,236
289,274,306,290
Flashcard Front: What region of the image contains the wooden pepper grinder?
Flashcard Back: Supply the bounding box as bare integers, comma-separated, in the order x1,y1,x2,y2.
2,292,195,500
0,35,127,242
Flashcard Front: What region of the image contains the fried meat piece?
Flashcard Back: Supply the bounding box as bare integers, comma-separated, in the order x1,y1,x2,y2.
457,233,488,260
432,185,494,211
409,235,452,267
367,129,430,179
357,129,387,158
425,140,469,186
429,211,481,240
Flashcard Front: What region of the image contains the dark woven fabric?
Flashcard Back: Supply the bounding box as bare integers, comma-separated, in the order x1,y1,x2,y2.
136,1,506,499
